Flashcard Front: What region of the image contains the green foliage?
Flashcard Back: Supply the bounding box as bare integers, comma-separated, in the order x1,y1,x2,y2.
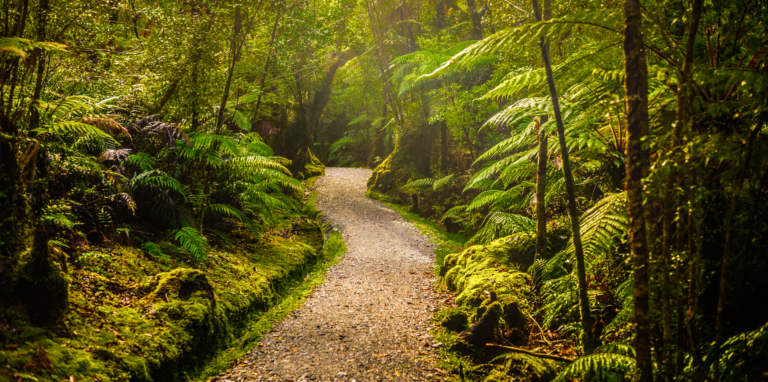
553,344,637,382
174,227,210,262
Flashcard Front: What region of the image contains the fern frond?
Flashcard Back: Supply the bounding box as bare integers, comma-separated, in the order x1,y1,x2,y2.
207,203,258,232
173,227,209,262
402,178,436,190
123,152,154,172
552,353,636,382
432,174,457,191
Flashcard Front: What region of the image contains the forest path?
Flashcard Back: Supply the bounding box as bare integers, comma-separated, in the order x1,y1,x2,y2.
214,168,447,381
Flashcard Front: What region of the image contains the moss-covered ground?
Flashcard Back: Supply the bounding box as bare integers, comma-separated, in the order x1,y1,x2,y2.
0,179,345,382
379,199,566,381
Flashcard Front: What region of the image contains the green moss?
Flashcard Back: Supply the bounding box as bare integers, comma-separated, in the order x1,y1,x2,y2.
0,218,329,382
191,231,347,381
297,149,325,180
443,234,534,316
366,149,397,195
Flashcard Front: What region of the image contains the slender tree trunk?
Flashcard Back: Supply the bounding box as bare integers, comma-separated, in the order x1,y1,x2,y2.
623,0,652,380
535,0,551,262
28,0,49,132
216,5,241,133
685,174,702,367
714,113,765,382
466,0,485,40
531,0,595,354
440,120,448,173
255,5,282,117
661,2,704,379
536,115,548,260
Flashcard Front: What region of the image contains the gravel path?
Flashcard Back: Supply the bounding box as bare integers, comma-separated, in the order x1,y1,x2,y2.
214,168,447,382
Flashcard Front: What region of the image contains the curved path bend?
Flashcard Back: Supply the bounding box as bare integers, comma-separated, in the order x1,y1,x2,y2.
215,168,447,382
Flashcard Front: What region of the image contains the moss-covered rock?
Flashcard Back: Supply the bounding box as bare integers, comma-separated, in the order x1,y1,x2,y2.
483,353,560,382
444,233,534,312
296,149,325,180
442,233,534,354
366,148,398,196
438,308,469,332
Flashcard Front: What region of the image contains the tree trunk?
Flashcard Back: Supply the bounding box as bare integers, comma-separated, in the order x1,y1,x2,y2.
215,5,241,133
440,120,448,173
661,1,704,379
623,0,653,380
254,5,282,117
531,0,595,354
28,0,49,132
536,115,548,260
535,0,551,262
466,0,485,40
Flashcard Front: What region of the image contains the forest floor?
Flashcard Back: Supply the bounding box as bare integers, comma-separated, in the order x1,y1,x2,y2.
213,168,451,381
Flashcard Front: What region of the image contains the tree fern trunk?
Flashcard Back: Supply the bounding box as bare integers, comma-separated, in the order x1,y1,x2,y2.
535,0,551,262
622,0,652,380
536,117,547,260
466,0,484,40
531,0,595,355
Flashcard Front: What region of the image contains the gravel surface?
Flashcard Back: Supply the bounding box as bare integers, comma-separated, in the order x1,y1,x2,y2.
213,168,448,382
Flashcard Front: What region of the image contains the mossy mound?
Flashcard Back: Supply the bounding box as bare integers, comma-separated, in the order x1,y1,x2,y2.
442,233,535,353
444,233,535,311
0,221,325,382
297,149,326,180
366,148,398,196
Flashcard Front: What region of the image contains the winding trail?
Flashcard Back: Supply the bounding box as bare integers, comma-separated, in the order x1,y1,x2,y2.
215,168,447,381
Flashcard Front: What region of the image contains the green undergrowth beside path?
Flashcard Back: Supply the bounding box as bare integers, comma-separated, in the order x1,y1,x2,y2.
0,178,347,382
191,231,346,381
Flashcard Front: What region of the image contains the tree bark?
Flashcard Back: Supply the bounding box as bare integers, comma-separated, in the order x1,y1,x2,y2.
531,0,595,354
661,1,703,380
254,5,282,117
440,120,448,173
535,0,551,262
215,5,241,133
466,0,486,40
536,115,548,260
623,0,653,380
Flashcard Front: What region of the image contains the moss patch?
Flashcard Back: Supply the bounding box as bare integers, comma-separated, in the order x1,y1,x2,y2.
296,150,326,180
190,231,347,381
0,218,329,382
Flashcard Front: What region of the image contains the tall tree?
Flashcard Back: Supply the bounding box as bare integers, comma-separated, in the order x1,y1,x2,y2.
531,0,595,354
535,0,552,262
623,0,652,380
